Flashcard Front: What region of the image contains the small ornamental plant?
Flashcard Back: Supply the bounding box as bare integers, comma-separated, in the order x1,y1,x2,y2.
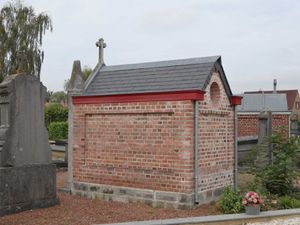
242,191,264,207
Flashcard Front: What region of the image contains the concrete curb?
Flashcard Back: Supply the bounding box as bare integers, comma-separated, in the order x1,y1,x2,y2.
95,209,300,225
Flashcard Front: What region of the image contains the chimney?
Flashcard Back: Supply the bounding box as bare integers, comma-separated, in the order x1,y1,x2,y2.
96,38,106,65
273,79,277,93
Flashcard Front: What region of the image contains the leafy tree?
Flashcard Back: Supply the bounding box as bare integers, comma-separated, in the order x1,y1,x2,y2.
82,65,92,81
45,90,53,102
0,1,52,81
49,91,67,103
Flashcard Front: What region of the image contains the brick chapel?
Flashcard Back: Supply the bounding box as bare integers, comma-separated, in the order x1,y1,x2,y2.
67,38,242,208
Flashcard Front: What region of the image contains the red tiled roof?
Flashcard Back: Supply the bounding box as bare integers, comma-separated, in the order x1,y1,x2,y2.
245,89,298,110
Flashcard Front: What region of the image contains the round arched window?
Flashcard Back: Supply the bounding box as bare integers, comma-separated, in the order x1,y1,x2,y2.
210,82,220,105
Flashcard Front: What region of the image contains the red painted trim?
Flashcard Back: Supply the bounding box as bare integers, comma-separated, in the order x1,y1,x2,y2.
73,90,205,105
231,95,243,106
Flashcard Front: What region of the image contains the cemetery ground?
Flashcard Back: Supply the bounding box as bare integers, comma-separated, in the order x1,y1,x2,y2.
0,171,219,225
0,171,299,225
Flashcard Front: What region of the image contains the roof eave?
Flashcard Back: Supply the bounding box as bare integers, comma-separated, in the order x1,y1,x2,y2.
73,90,206,105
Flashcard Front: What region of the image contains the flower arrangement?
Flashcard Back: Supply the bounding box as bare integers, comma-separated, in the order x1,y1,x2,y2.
242,191,264,206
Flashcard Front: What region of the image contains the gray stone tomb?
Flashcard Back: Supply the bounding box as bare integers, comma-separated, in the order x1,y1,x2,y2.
0,73,58,216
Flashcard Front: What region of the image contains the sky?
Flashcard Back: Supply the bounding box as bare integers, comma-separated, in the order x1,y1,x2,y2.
2,0,300,94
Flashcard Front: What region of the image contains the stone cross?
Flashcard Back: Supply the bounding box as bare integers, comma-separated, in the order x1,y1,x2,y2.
96,38,106,65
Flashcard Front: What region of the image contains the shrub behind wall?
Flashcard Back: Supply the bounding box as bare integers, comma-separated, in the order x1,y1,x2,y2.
48,121,68,140
45,103,68,128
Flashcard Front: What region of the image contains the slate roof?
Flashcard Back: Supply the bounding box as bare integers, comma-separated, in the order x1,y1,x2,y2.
245,90,299,111
237,93,289,112
83,56,232,97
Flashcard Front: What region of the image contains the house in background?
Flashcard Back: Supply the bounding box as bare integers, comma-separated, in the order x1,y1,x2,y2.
237,93,291,138
245,81,300,120
67,39,242,209
244,79,299,135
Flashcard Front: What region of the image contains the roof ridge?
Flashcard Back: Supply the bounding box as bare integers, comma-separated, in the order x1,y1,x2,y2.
243,93,287,95
100,56,221,72
245,89,298,93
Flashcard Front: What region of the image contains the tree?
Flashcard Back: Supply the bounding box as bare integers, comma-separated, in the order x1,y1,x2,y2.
49,91,67,104
64,65,92,92
45,90,53,102
82,65,92,81
0,1,52,81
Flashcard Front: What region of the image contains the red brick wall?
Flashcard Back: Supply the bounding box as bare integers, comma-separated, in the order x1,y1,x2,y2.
238,114,290,138
238,115,259,137
72,72,235,196
272,114,290,136
73,101,195,194
198,73,234,192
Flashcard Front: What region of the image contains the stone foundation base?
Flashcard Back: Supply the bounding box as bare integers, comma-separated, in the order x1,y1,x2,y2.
0,164,59,216
197,187,225,204
72,182,225,209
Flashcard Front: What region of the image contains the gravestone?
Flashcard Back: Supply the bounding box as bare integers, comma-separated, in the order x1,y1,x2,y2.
255,111,273,168
0,73,58,216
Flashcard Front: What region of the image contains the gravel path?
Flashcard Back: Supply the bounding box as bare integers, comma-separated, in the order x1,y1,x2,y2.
248,217,300,225
0,171,219,225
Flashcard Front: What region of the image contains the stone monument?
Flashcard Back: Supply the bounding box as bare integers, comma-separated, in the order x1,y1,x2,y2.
0,72,58,216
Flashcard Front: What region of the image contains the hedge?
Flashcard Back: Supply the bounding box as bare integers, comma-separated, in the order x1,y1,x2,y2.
48,121,68,140
45,103,68,129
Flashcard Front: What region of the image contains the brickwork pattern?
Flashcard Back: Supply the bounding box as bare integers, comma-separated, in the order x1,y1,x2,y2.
238,115,259,137
272,114,290,137
238,114,290,138
73,101,195,194
72,72,235,205
198,73,234,193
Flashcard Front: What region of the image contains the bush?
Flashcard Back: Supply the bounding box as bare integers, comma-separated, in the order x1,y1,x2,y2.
255,134,300,196
220,186,244,214
278,196,300,209
48,121,68,140
246,179,268,197
45,103,68,128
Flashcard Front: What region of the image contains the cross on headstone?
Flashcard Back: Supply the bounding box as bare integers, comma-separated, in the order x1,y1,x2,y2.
96,38,106,65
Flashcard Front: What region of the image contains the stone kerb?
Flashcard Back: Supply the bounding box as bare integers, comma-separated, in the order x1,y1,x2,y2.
96,209,300,225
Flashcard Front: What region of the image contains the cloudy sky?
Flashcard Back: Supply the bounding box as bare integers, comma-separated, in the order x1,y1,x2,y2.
3,0,300,93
